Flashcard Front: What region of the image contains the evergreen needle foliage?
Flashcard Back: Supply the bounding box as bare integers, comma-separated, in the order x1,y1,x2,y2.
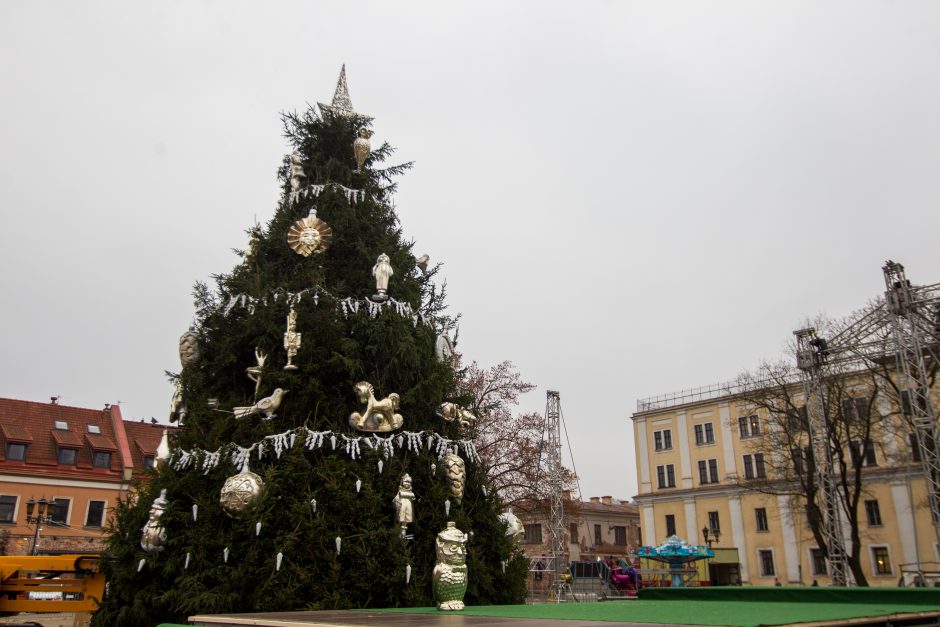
93,107,527,626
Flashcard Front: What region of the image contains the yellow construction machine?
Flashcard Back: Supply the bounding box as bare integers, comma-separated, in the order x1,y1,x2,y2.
0,554,104,614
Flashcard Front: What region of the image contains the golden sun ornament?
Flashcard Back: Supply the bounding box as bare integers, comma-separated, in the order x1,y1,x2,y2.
287,208,333,257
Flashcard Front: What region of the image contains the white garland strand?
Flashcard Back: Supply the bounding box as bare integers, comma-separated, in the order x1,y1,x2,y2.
171,427,479,474
224,289,430,328
288,182,365,206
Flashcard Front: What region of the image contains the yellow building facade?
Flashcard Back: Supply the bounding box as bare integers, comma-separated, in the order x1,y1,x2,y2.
632,384,936,586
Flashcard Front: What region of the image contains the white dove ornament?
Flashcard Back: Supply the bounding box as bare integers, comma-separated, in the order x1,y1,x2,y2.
234,388,288,420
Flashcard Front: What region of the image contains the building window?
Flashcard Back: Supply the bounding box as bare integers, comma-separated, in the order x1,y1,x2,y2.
758,549,775,576
755,508,768,532
694,423,715,445
739,415,760,439
810,548,827,575
50,498,70,525
569,523,578,545
92,451,112,468
792,447,805,475
665,514,676,537
698,459,719,484
654,429,672,451
743,453,766,479
865,499,882,526
5,443,27,461
0,495,16,523
657,464,676,489
523,524,542,544
594,524,602,546
872,546,892,575
707,511,720,533
613,526,627,546
87,424,101,434
85,500,106,528
57,447,77,465
787,406,808,432
144,455,156,470
850,439,878,467
54,420,68,430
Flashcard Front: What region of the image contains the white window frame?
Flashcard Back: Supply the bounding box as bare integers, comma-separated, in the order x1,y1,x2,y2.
755,507,768,532
84,499,107,528
869,544,894,577
50,496,72,526
657,464,676,488
808,546,828,576
0,494,18,524
757,547,776,577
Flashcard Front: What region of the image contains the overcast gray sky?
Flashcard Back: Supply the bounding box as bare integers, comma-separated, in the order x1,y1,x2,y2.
2,1,939,501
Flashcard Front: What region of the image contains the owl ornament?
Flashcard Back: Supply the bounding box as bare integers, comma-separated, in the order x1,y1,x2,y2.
433,522,468,611
353,127,372,173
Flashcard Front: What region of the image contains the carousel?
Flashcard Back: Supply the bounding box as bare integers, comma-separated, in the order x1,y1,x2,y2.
636,535,714,587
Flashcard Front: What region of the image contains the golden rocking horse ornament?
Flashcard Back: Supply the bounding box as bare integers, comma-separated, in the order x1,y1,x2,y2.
348,381,404,432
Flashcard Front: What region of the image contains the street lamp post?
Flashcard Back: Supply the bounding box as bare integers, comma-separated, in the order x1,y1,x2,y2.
702,526,720,548
25,498,56,556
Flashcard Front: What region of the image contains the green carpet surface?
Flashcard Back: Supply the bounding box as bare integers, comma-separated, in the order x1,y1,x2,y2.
373,596,940,626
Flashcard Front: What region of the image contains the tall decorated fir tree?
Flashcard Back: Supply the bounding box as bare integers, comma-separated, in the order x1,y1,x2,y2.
94,67,528,626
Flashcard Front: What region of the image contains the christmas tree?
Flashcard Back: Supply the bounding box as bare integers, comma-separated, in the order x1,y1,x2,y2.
93,67,528,626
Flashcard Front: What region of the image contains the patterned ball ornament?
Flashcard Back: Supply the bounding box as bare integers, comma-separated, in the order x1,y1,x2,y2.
219,471,264,517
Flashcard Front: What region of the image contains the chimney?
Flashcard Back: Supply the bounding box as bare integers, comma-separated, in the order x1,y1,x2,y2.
601,496,613,505
589,497,600,503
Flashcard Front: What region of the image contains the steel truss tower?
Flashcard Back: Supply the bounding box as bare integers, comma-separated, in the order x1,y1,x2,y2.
544,391,568,602
883,261,940,540
794,328,851,586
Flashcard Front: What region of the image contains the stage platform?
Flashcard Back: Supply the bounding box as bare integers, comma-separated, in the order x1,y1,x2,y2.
178,587,940,627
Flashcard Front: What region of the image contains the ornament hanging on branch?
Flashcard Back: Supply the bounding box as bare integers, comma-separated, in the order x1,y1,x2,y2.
245,347,267,398
415,254,429,276
372,253,394,302
287,208,333,257
433,522,468,611
435,332,455,362
156,429,171,469
353,127,372,173
393,474,414,538
442,453,466,505
499,509,524,544
140,489,169,553
282,307,302,371
436,403,477,430
233,388,287,421
219,469,264,517
289,152,306,193
348,382,403,433
179,327,200,368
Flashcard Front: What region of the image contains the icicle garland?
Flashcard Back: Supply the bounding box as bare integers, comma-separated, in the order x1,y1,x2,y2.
184,553,191,570
355,479,362,493
335,537,342,555
445,499,451,516
224,547,230,563
223,287,318,316
288,182,365,206
192,504,198,521
276,552,284,571
172,428,479,474
137,559,146,572
255,522,262,536
223,285,431,328
310,499,317,514
406,564,412,584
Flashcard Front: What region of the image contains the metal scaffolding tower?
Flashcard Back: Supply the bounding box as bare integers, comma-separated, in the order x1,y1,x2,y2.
544,390,568,602
794,328,851,586
883,261,940,541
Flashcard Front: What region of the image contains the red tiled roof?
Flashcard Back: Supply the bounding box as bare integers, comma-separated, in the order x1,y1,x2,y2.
123,420,176,472
51,429,83,448
85,433,118,451
0,397,124,479
1,424,33,442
